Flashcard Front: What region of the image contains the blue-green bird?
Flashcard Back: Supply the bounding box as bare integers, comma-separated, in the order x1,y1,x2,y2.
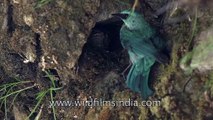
113,10,168,99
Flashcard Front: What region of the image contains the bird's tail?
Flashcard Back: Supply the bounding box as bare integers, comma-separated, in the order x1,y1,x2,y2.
126,58,155,100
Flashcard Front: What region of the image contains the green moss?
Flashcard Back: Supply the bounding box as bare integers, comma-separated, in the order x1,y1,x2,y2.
149,105,161,118
138,106,149,120
35,0,55,8
205,71,213,96
187,7,198,50
161,96,177,115
156,37,181,96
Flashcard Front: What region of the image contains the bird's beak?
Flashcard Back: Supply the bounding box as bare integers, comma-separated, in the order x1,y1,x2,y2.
112,13,128,19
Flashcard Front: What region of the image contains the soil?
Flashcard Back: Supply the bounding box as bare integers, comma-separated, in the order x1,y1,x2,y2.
0,0,213,120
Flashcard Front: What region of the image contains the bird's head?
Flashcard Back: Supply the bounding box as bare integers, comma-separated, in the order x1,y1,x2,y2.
112,10,145,30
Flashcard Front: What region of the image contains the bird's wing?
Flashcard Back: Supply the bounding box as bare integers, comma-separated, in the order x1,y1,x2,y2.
149,34,166,50
129,37,168,63
126,56,155,100
120,25,168,63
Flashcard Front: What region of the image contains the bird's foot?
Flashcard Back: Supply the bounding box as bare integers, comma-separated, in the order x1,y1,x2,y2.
121,61,132,80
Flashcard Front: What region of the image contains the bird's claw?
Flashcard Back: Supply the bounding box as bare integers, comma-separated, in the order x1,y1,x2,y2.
121,61,132,80
121,72,126,80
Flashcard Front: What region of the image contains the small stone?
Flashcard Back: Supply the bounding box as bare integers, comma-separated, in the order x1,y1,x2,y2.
13,0,20,4
23,14,34,26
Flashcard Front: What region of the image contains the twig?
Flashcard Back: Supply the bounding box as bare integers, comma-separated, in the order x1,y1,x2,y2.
132,0,139,12
183,76,193,93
